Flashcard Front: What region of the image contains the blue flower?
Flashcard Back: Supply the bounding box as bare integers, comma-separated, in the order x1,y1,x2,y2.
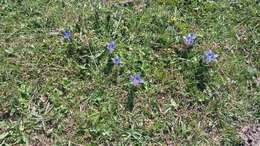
203,49,218,63
106,41,116,53
63,31,72,40
130,73,144,86
112,56,121,65
183,33,197,47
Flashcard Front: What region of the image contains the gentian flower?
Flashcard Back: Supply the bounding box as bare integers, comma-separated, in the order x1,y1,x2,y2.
130,73,144,86
106,41,116,53
183,33,197,47
203,49,218,63
63,31,72,40
112,56,121,65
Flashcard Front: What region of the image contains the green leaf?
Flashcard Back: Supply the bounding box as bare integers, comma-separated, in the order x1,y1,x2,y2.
0,132,9,140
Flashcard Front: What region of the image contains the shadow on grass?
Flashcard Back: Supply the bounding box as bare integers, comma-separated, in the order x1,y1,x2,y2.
103,56,113,75
126,86,137,112
195,60,209,91
176,49,209,91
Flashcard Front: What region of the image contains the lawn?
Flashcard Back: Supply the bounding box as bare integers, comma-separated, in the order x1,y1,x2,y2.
0,0,259,145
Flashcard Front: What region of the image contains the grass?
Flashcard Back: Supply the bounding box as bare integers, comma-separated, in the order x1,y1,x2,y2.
0,0,259,145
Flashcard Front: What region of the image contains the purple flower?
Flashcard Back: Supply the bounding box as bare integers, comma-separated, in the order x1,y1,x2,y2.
112,56,121,65
63,31,72,40
203,49,218,63
130,73,144,86
183,33,197,47
106,41,116,53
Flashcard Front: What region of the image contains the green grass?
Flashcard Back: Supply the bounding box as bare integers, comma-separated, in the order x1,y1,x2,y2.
0,0,259,145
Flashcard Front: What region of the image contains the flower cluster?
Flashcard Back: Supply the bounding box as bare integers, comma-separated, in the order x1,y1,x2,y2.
182,33,219,63
106,41,121,66
63,31,219,87
106,41,144,87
